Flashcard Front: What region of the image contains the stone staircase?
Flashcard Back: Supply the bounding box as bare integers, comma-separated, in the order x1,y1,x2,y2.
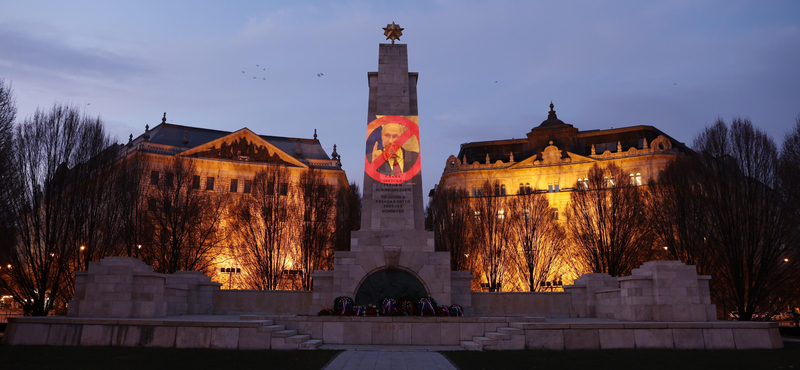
240,315,323,350
460,317,543,351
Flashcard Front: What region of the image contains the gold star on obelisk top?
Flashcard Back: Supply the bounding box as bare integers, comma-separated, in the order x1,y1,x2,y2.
383,22,404,44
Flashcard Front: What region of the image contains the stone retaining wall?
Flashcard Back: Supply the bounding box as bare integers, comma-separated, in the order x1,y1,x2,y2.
213,290,313,315
471,292,571,317
4,315,781,350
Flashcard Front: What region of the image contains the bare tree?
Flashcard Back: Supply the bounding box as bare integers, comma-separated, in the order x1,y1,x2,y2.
296,169,336,290
141,157,228,274
0,79,16,306
471,181,512,291
687,118,800,320
334,181,361,252
565,163,654,277
507,190,568,292
115,152,150,258
227,166,295,290
648,155,712,272
429,187,474,271
0,104,113,315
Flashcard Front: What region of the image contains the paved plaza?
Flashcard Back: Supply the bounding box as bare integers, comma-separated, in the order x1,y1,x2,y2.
322,349,457,370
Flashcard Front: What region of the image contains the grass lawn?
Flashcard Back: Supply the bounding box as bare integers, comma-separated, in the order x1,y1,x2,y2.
442,341,800,370
0,345,342,370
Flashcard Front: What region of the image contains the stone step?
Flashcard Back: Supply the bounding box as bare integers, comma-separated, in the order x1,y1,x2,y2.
287,334,311,344
510,322,541,329
273,329,298,338
298,339,323,350
472,336,497,346
525,316,546,322
497,327,524,336
258,324,285,333
460,340,483,351
485,332,510,340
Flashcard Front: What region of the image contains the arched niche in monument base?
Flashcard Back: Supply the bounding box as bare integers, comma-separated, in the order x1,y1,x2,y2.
354,268,428,307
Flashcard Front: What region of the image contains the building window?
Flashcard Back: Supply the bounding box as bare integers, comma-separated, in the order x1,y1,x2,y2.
604,176,615,188
279,182,288,196
244,180,252,194
165,172,174,187
206,177,215,191
472,187,482,197
519,183,525,194
192,175,200,189
230,179,238,192
551,208,559,220
497,209,505,220
577,178,589,189
150,171,159,185
525,183,531,194
548,181,559,193
494,184,506,196
630,173,642,186
267,182,275,195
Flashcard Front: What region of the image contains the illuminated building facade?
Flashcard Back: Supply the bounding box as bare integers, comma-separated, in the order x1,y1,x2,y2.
123,114,348,286
436,103,690,217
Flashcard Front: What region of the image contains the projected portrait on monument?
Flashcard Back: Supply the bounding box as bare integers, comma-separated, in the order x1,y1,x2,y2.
364,115,421,184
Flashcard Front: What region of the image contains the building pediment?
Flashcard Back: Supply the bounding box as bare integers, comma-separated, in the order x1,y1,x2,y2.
179,128,308,168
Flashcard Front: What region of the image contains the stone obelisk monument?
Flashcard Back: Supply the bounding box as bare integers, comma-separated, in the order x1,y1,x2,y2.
311,24,472,314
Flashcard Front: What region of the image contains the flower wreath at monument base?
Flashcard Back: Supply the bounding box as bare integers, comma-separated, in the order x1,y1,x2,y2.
317,296,463,317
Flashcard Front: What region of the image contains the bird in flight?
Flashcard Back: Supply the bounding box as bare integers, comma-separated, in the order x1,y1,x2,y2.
242,71,245,73
317,73,324,77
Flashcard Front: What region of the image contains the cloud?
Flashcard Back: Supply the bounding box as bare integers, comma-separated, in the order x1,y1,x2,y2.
0,25,151,83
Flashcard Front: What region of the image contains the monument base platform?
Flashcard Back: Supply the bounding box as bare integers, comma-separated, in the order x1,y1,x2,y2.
3,315,782,350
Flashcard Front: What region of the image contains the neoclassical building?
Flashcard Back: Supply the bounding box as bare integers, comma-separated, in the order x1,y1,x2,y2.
122,114,349,285
435,103,690,217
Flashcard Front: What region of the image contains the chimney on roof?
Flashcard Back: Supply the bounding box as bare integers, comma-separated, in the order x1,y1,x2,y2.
296,140,303,155
182,130,189,146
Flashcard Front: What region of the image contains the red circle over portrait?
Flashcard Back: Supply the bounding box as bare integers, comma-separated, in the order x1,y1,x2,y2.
363,115,421,184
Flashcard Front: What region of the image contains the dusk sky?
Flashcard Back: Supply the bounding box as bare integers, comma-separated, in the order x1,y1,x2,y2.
2,0,799,194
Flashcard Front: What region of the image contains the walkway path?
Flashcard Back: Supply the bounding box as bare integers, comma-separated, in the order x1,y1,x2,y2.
322,349,458,370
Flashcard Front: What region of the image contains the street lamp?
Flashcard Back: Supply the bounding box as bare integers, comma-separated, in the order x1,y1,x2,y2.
80,245,85,251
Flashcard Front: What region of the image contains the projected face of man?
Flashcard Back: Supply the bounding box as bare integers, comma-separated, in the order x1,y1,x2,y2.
381,123,404,151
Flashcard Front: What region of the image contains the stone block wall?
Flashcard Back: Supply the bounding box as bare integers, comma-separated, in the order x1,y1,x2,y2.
451,271,474,314
564,261,717,322
214,290,313,315
471,292,571,317
563,273,618,318
68,257,220,319
69,257,167,318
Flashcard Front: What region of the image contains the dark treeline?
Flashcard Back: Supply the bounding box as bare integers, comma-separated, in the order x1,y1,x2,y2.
0,81,361,315
429,116,800,320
